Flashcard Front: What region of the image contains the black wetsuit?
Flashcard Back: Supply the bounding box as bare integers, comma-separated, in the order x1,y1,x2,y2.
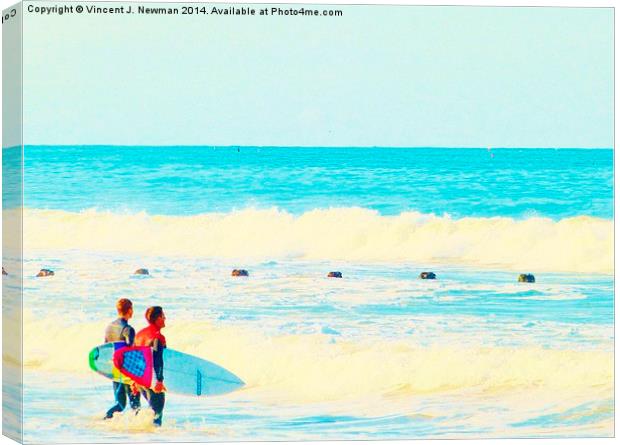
140,338,165,426
104,318,140,418
135,325,166,426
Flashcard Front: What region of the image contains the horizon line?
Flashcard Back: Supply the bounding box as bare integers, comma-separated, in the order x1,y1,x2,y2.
13,144,615,150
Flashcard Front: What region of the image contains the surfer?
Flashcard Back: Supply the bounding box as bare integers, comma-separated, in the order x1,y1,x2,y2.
103,298,141,419
135,306,167,426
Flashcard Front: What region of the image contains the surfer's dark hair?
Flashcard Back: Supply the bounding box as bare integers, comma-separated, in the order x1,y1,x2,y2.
116,298,133,316
145,306,164,324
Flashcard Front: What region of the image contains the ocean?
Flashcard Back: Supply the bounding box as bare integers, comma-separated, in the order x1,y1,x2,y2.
5,145,614,441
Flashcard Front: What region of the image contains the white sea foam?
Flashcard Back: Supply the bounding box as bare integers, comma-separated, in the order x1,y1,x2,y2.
22,312,613,404
17,207,613,273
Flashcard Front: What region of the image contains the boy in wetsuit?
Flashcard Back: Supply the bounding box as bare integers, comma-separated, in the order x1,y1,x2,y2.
104,298,141,419
135,306,167,426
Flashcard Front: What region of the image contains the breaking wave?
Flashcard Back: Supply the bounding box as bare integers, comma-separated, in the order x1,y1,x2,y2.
17,207,613,273
21,313,613,404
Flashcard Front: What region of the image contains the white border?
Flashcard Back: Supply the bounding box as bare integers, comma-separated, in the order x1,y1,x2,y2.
0,1,616,444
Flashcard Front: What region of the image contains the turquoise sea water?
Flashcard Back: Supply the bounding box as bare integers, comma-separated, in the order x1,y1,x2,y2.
22,146,613,218
4,146,614,441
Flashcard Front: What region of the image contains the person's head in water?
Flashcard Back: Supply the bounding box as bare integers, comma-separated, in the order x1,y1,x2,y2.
145,306,166,329
116,298,133,320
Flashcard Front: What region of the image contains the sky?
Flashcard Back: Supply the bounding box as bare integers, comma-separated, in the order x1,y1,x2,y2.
21,3,614,147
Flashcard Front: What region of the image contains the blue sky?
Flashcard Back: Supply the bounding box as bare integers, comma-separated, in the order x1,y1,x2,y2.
23,5,613,147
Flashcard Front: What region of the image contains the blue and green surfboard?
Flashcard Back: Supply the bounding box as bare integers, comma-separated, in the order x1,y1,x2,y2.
88,342,245,396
